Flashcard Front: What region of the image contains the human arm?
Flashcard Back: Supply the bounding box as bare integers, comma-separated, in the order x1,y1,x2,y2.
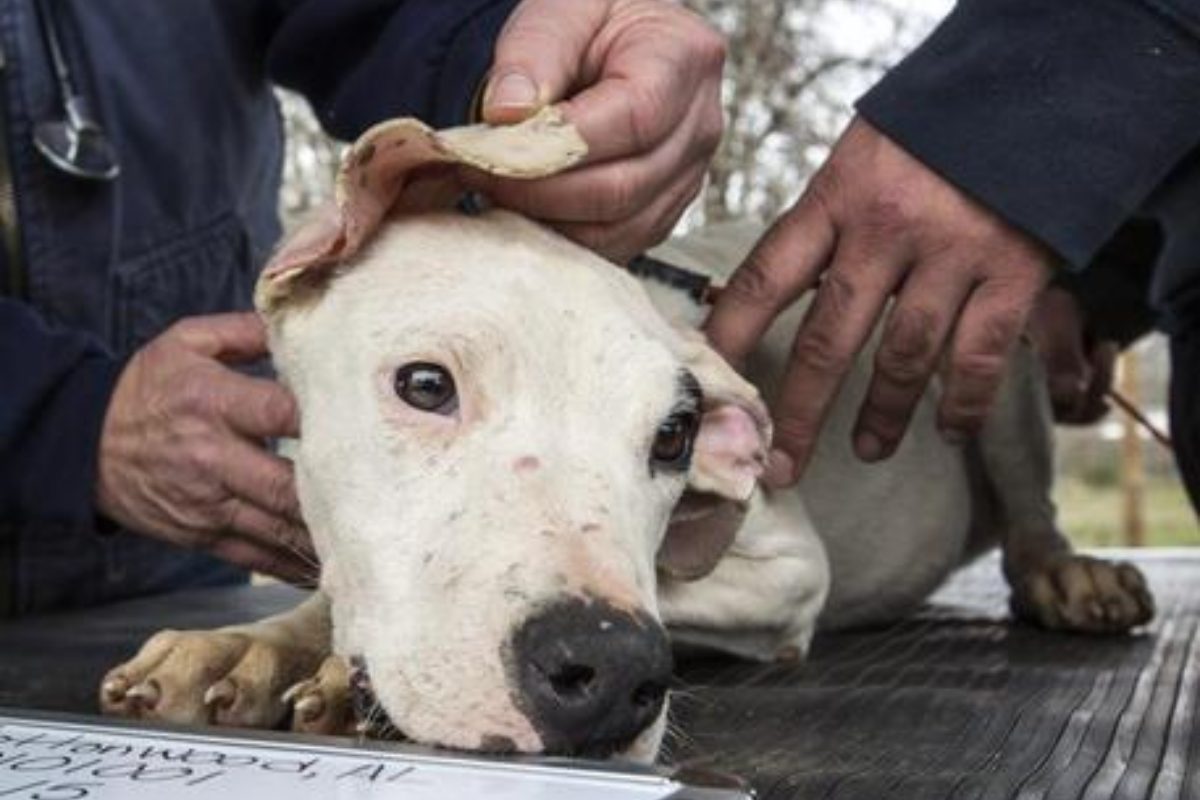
94,313,315,584
706,0,1200,485
0,301,314,583
855,0,1200,272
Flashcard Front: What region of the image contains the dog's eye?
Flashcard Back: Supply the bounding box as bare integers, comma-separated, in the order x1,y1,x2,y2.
394,362,458,415
651,411,699,470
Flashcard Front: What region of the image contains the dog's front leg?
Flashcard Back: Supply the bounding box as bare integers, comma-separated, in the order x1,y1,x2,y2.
100,592,351,732
976,344,1155,633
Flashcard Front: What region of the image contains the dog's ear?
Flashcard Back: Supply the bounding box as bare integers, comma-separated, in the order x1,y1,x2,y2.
256,108,587,317
657,339,771,581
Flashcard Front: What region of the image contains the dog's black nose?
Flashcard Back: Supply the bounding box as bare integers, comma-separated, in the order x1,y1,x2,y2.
508,597,673,758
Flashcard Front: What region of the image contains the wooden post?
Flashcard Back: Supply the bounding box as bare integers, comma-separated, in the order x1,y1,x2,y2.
1119,350,1146,547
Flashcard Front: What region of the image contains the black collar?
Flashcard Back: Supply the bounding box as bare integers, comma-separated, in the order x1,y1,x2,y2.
627,254,718,305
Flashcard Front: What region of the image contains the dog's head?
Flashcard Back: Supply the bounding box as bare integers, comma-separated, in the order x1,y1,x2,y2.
259,112,770,760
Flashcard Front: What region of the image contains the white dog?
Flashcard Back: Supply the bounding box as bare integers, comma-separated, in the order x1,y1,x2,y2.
100,112,1154,762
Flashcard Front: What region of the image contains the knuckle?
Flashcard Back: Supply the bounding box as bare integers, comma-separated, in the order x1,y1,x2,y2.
725,252,786,306
189,521,223,551
697,107,724,155
978,308,1024,354
818,271,860,318
602,168,642,219
165,317,199,343
944,354,1006,432
860,193,914,238
804,166,842,215
188,438,224,475
875,351,929,389
790,327,852,377
771,415,819,461
952,350,1007,387
259,386,297,433
264,514,293,544
940,388,991,430
877,307,939,384
265,469,296,516
693,24,728,68
624,82,665,153
174,369,217,416
163,317,221,355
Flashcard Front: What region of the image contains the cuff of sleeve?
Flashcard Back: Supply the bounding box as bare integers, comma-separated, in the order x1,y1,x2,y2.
434,0,521,127
856,0,1200,270
21,354,125,533
1053,220,1161,345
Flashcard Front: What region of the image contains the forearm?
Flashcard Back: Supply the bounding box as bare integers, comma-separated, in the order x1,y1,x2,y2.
857,0,1200,270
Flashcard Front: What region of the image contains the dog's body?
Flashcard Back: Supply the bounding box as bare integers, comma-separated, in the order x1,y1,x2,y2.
100,116,1153,762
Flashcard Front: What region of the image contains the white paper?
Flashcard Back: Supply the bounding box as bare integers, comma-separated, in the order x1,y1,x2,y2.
0,719,680,800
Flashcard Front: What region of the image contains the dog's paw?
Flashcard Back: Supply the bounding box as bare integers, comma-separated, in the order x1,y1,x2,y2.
284,654,355,735
1009,554,1155,633
100,627,327,728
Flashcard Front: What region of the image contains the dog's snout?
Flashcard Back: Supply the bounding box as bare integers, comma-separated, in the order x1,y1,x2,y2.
509,598,672,757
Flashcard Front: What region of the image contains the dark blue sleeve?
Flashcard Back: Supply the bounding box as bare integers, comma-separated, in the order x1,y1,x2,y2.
0,300,123,529
264,0,521,138
856,0,1200,271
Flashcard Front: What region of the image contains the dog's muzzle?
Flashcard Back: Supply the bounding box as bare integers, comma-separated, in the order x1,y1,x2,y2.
507,597,673,758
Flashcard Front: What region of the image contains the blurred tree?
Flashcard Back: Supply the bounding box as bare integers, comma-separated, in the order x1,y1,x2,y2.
682,0,946,224
277,89,341,231
274,1,950,231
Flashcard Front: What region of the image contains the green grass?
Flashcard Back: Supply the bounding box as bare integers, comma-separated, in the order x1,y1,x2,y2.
1056,476,1199,548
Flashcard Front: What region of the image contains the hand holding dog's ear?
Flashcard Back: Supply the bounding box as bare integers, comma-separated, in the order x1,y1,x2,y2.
468,0,726,264
94,313,317,585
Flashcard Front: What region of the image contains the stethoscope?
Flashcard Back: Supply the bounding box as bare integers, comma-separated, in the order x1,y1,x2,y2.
31,0,119,181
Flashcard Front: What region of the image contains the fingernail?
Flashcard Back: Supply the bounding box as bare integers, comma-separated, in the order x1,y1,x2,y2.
854,430,885,462
940,427,968,446
764,448,797,487
485,71,539,112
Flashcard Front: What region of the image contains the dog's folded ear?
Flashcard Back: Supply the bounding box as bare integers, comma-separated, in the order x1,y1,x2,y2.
657,341,772,582
256,108,587,316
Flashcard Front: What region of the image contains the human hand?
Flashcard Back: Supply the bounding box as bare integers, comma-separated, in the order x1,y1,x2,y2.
1026,287,1117,424
705,117,1056,487
461,0,726,264
95,313,315,584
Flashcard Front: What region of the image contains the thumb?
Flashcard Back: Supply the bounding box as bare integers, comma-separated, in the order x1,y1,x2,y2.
483,0,608,124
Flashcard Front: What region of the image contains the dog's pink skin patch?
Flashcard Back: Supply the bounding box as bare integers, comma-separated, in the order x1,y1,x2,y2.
512,455,541,473
694,405,766,495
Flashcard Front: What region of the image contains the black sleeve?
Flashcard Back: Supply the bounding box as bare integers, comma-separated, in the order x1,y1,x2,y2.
856,0,1200,270
0,300,123,529
1055,220,1162,346
262,0,520,138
